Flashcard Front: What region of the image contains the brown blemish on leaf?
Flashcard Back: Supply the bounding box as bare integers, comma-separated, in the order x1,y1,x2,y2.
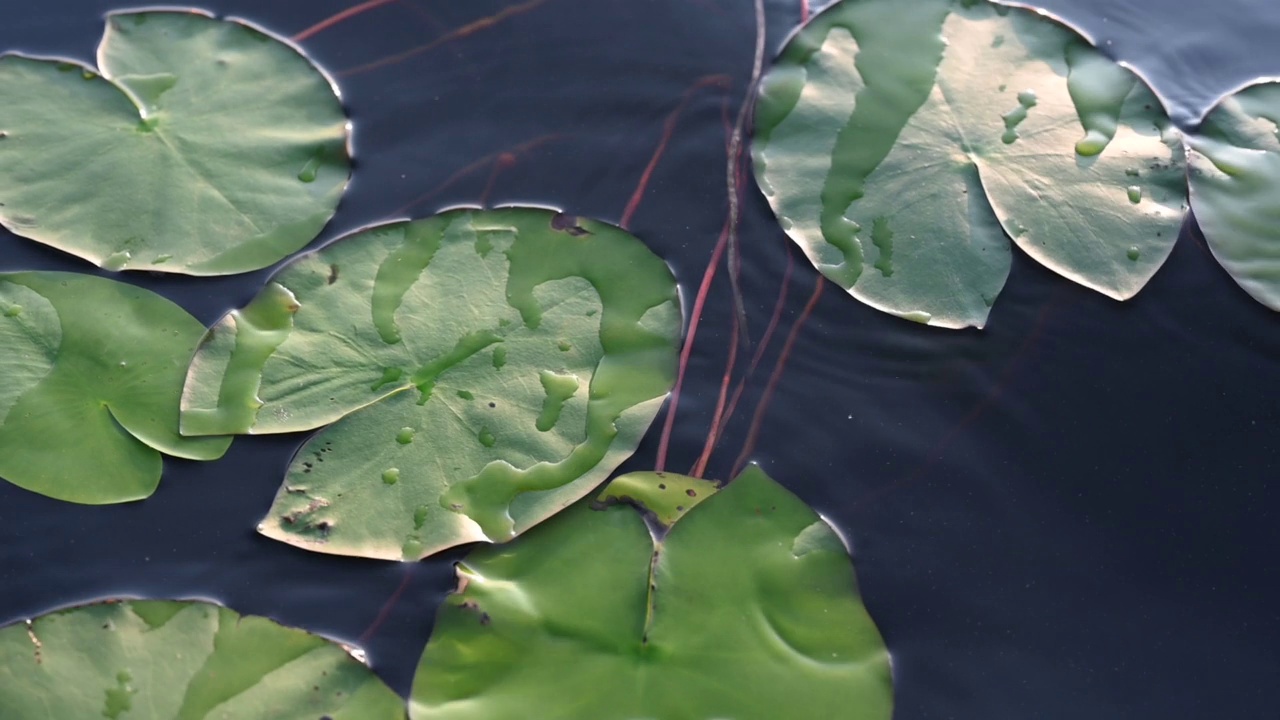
327,264,339,284
25,621,41,664
281,497,330,527
550,212,592,237
458,600,492,625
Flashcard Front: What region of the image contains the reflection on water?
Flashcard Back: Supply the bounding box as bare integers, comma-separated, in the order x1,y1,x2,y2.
0,0,1278,716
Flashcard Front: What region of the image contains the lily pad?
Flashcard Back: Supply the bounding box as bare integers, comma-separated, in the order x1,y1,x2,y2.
409,466,892,719
0,10,350,275
0,272,230,504
0,599,405,719
181,207,680,560
1186,80,1280,310
753,0,1186,328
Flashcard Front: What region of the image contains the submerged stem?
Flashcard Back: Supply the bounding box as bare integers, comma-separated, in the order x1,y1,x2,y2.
695,250,794,475
732,273,824,477
654,221,730,473
620,75,731,229
294,0,400,42
724,0,767,346
339,0,550,77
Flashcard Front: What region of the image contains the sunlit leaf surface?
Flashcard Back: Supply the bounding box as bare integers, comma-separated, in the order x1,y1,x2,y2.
0,10,349,275
1187,80,1280,310
182,207,680,560
753,0,1186,328
409,467,892,720
0,599,405,719
0,272,229,504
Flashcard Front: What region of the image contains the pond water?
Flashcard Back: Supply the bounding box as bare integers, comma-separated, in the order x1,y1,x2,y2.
1,0,1278,717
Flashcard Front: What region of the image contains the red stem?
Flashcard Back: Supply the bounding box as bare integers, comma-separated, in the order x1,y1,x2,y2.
392,134,560,216
356,564,416,645
732,274,825,476
479,152,516,207
691,303,740,478
294,0,399,42
801,0,811,23
693,250,794,475
620,74,731,230
339,0,549,77
723,0,767,344
654,220,731,473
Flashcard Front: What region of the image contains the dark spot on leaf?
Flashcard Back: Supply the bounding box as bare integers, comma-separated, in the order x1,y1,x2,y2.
488,402,496,408
685,489,697,497
459,600,490,626
658,483,666,490
550,212,592,236
676,505,684,512
327,264,339,284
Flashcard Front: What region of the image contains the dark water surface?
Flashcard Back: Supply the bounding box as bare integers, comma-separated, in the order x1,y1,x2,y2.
1,0,1278,717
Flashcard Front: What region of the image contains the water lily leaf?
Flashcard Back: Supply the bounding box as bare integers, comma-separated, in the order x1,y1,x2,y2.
181,207,680,560
753,0,1186,328
0,10,350,275
408,466,892,719
595,470,721,527
0,599,405,719
0,272,230,504
1186,80,1280,310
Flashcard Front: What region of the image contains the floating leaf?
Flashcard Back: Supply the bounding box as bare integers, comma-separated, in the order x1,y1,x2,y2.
595,470,721,526
1186,80,1280,310
0,599,405,719
181,207,680,560
0,272,229,504
409,466,892,719
753,0,1186,328
0,10,349,275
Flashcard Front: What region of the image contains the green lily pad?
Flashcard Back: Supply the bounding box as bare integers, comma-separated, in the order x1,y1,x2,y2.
1187,80,1280,310
595,470,721,527
0,599,406,719
0,10,350,275
0,272,230,504
181,207,680,560
753,0,1186,328
409,466,892,719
